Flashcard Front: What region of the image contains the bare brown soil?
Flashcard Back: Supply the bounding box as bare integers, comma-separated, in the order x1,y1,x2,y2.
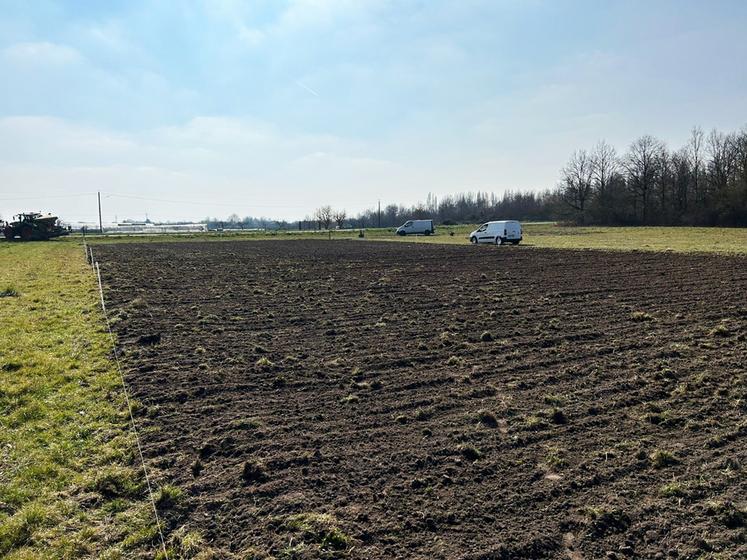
93,240,747,559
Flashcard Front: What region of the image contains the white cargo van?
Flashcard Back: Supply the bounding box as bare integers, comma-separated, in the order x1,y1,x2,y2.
469,221,522,245
396,219,435,236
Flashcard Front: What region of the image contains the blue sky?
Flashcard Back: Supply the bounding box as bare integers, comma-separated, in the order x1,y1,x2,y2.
1,0,746,222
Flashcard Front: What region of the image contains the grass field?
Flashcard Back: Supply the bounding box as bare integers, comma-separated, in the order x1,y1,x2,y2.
0,242,164,559
76,223,747,254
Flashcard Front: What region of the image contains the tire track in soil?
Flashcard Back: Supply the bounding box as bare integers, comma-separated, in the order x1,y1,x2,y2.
94,241,747,559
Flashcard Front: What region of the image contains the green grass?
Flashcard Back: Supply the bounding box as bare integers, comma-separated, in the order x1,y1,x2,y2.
0,241,162,558
71,222,747,254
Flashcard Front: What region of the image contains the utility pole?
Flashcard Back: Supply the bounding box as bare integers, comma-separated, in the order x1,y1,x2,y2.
378,199,381,228
97,191,103,234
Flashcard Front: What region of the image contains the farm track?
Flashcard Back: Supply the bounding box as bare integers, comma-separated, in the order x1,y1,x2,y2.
93,240,747,559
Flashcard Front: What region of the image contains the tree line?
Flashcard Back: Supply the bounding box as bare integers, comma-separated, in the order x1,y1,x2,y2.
205,124,746,229
557,126,747,226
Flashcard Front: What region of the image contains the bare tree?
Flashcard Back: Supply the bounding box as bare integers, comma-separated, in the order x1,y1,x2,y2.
560,150,594,223
333,209,347,229
315,205,333,230
707,129,737,196
688,126,705,204
623,135,666,224
591,141,619,197
671,146,692,215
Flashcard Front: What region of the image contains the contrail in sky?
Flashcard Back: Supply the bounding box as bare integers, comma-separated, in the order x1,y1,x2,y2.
295,80,319,97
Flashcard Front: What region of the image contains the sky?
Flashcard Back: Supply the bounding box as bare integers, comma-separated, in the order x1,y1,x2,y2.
1,0,746,223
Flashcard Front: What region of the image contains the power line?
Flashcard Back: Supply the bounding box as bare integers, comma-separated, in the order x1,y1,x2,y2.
102,193,308,209
0,192,97,201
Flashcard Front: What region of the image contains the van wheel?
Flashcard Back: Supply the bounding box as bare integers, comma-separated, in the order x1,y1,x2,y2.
494,237,502,246
470,236,477,244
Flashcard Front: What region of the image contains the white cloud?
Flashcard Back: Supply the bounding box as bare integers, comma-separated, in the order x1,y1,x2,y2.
0,115,407,221
1,41,82,65
237,24,265,46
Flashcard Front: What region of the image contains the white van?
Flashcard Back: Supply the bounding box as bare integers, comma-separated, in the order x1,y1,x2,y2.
469,221,522,245
396,219,435,236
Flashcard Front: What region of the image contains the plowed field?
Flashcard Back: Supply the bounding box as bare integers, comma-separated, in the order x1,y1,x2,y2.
94,240,747,559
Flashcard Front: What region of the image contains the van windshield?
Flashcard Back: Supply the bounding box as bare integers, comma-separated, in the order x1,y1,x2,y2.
477,224,487,232
404,221,412,227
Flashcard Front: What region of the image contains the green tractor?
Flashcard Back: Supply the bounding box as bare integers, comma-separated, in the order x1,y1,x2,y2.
3,213,70,241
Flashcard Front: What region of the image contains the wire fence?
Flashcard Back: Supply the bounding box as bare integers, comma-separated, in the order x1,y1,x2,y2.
85,241,169,559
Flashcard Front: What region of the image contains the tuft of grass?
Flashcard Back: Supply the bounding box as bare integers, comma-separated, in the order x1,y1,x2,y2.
543,394,565,406
524,415,547,430
283,513,350,551
256,356,274,367
545,447,567,469
229,417,263,430
630,311,655,322
710,323,731,337
659,482,686,497
650,450,679,469
155,484,183,509
414,407,434,421
340,394,360,404
446,355,462,366
165,526,208,557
